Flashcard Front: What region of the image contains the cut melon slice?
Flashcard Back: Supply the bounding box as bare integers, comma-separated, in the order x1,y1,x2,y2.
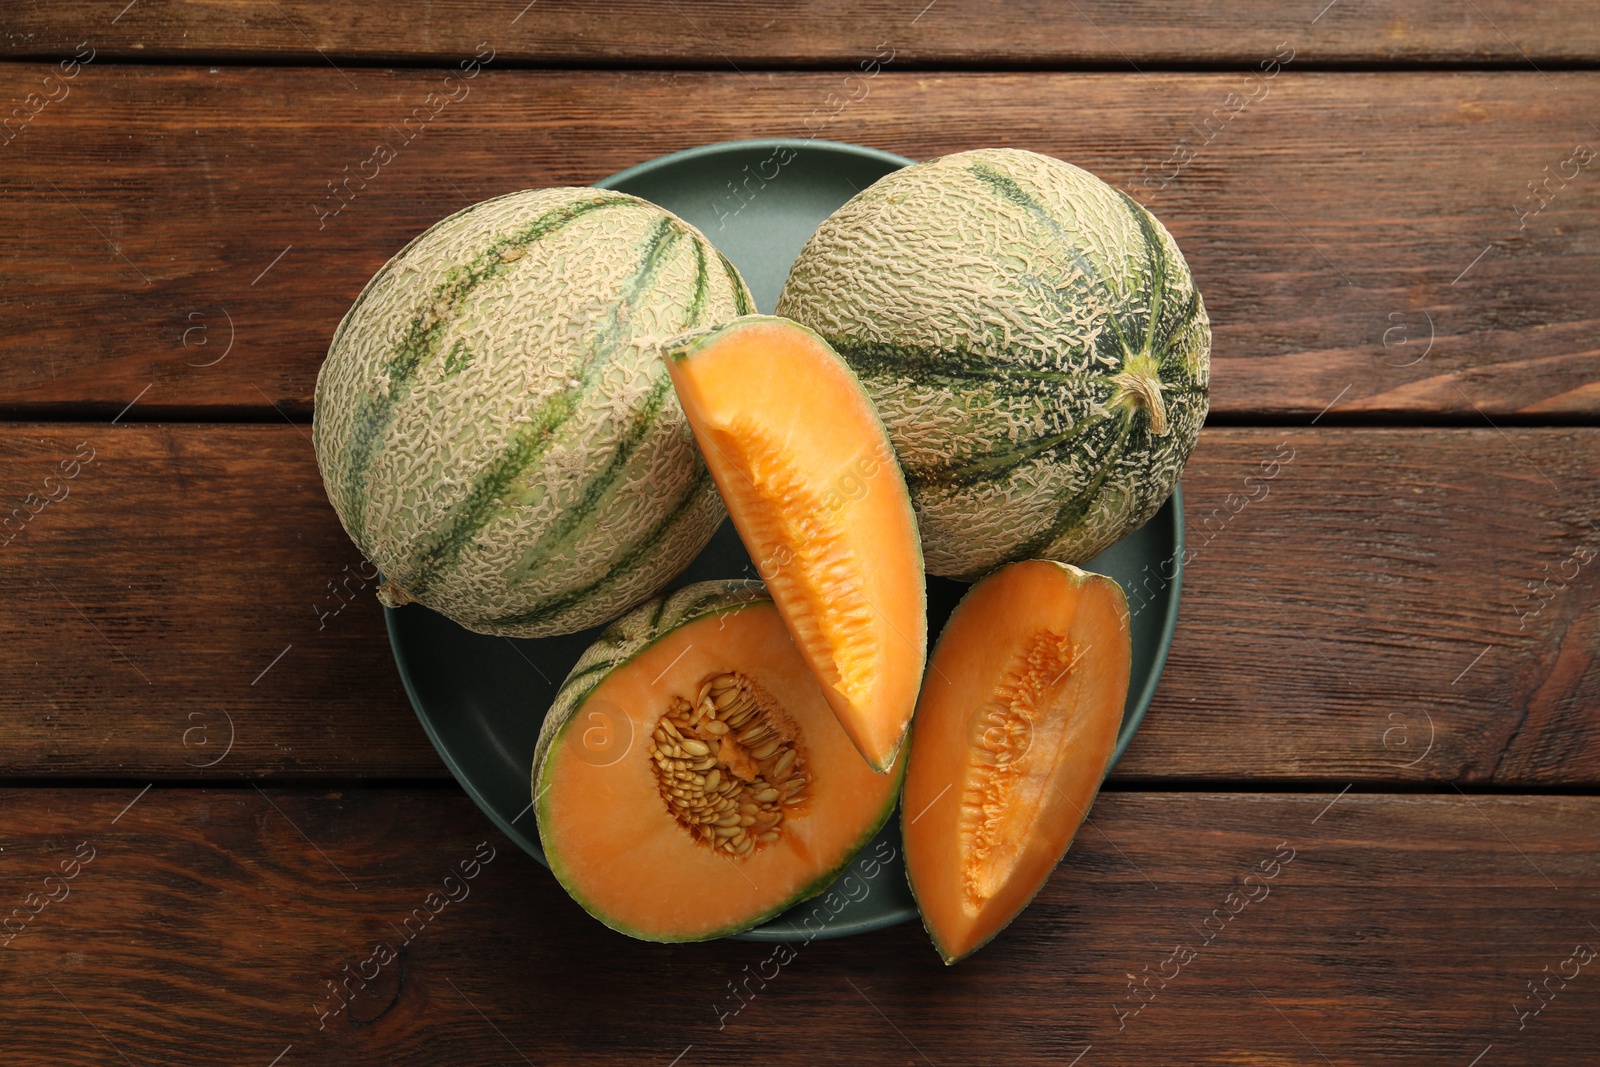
664,316,926,772
902,560,1131,963
533,580,904,942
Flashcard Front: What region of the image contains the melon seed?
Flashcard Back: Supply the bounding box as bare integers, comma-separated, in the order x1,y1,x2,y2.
649,669,811,858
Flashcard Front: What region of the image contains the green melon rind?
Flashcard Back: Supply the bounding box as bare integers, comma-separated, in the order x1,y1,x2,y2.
662,313,929,772
532,578,904,943
903,560,1129,965
775,148,1210,582
313,187,754,638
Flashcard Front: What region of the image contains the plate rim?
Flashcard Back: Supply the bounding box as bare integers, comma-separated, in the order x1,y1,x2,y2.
597,136,918,192
382,135,1185,940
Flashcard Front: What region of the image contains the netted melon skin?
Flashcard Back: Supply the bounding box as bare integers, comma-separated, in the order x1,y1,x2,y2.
314,187,754,636
778,148,1210,581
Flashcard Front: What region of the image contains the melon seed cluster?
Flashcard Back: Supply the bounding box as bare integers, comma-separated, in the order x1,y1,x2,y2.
648,672,810,857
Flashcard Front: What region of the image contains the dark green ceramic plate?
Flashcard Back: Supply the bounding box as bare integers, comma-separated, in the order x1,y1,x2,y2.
384,139,1184,942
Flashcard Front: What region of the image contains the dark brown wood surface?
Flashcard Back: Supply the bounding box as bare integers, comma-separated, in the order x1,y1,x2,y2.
6,0,1600,65
3,4,1597,1063
3,424,1595,783
2,787,1596,1065
1,67,1597,420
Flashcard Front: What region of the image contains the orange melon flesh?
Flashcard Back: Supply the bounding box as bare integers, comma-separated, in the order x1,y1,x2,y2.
538,599,903,941
664,316,926,772
903,560,1131,963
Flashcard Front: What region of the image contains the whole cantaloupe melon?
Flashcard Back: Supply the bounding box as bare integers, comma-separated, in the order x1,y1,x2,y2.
314,187,753,637
776,148,1210,581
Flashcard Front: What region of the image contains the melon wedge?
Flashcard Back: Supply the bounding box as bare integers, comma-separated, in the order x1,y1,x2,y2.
664,316,926,772
902,560,1131,964
533,580,904,942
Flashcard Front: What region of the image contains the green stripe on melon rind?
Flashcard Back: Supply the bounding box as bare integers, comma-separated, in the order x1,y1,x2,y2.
832,338,1109,390
829,342,1134,493
504,375,676,585
338,192,635,543
579,216,685,374
900,414,1104,492
1007,417,1137,564
402,388,582,600
964,162,1126,327
961,161,1149,382
486,466,716,632
503,232,721,583
967,163,1199,395
685,235,710,326
830,180,1201,494
1152,285,1204,385
1113,188,1209,392
322,187,471,367
1114,187,1168,365
717,250,755,315
401,217,684,600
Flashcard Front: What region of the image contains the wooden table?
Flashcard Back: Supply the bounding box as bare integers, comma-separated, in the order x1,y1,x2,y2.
3,3,1597,1063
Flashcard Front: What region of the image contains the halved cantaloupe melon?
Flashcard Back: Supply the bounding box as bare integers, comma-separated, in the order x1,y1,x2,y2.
664,316,925,772
533,580,904,941
902,560,1131,963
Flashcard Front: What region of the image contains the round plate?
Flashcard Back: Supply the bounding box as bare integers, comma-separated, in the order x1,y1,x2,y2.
384,138,1184,942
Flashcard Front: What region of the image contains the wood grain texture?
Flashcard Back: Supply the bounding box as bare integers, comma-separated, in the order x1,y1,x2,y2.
0,786,1595,1065
3,423,1595,782
0,68,1597,419
0,423,425,776
5,0,1600,65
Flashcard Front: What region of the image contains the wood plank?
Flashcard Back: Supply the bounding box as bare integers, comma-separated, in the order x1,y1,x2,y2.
0,423,426,776
6,0,1600,65
0,786,1595,1064
2,423,1595,782
0,68,1596,419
